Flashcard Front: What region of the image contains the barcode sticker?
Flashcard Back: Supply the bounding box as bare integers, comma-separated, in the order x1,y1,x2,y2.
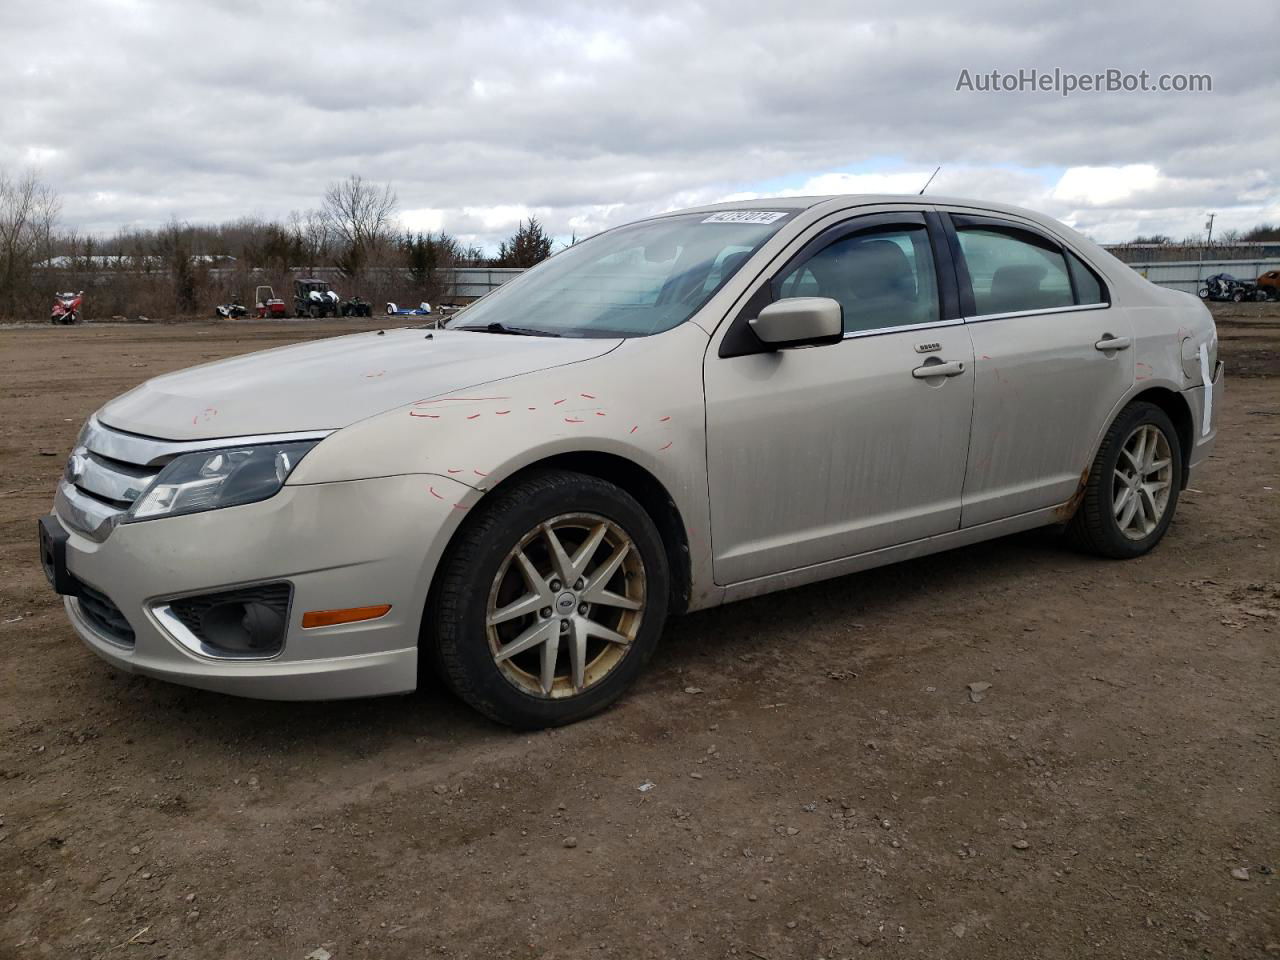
701,211,788,225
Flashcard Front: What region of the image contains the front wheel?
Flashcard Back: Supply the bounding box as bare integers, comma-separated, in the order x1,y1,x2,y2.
1067,401,1182,559
429,470,670,728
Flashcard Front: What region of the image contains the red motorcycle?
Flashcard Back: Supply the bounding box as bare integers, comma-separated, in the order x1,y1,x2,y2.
50,291,84,325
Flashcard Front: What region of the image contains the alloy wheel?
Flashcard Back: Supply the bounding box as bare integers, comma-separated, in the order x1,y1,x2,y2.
1112,423,1174,541
485,513,646,698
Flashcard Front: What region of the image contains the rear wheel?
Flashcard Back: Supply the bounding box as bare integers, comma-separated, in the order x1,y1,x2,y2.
1067,401,1182,558
429,470,669,728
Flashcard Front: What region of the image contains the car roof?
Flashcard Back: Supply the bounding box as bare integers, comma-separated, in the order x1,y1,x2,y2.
669,194,1055,222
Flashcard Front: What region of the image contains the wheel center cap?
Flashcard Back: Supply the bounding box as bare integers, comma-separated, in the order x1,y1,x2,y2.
555,591,577,614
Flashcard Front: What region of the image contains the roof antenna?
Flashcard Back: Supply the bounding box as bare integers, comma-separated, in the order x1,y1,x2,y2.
918,166,941,195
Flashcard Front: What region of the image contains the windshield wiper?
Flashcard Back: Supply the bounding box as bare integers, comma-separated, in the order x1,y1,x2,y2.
455,321,560,337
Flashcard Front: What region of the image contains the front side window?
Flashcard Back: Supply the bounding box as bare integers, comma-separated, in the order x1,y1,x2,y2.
450,212,790,338
956,226,1074,315
774,225,940,333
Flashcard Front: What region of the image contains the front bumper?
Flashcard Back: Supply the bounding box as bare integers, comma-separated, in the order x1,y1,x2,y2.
49,473,474,700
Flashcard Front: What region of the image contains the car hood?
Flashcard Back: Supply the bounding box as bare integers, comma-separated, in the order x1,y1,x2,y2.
97,328,623,440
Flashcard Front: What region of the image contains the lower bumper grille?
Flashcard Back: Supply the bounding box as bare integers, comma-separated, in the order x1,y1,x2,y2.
77,584,135,646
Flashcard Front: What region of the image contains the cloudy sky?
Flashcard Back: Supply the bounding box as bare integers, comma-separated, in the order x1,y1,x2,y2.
3,0,1278,249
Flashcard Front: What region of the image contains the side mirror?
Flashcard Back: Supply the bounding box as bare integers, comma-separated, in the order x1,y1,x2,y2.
748,297,843,349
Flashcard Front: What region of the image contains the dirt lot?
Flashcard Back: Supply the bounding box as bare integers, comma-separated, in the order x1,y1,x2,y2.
1,312,1277,959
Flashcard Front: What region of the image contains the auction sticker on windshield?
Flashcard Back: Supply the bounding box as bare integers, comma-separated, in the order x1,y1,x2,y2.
702,211,788,224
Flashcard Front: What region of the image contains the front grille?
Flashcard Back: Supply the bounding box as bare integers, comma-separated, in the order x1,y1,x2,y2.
77,583,135,646
57,420,169,540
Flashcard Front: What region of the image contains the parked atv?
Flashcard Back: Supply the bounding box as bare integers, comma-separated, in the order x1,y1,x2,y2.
294,278,341,318
255,285,289,318
214,298,248,319
340,295,373,317
50,290,84,325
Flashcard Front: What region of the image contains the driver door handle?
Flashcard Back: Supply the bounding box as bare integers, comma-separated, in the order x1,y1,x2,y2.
1094,335,1132,352
911,360,966,379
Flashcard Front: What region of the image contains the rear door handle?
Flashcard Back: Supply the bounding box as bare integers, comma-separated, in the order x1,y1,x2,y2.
911,359,966,379
1095,335,1131,352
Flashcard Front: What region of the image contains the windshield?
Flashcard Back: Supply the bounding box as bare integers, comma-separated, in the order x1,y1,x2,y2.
450,210,792,337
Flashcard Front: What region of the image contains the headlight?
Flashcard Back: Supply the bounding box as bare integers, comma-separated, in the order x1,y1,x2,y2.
124,440,319,522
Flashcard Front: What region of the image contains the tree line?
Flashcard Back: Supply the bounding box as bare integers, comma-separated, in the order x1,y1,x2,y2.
0,170,556,320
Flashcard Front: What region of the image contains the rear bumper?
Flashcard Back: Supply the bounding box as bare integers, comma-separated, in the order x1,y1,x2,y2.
1183,360,1224,484
50,473,473,700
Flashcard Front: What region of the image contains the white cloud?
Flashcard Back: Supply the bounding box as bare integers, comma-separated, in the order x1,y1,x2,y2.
1051,165,1160,206
1,0,1276,248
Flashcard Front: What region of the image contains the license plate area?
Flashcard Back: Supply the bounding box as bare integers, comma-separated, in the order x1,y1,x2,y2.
37,515,80,596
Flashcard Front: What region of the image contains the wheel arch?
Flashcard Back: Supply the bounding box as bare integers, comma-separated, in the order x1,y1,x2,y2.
423,451,693,641
1128,386,1195,490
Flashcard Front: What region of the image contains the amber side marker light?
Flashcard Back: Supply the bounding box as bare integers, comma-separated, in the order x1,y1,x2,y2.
301,604,392,629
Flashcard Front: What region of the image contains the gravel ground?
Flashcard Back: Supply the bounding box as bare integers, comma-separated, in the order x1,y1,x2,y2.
0,313,1277,959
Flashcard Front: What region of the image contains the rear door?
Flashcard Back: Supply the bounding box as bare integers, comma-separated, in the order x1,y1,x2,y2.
704,210,975,583
941,211,1133,526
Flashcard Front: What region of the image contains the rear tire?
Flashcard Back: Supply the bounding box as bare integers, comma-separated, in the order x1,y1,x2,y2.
428,470,670,728
1067,401,1182,559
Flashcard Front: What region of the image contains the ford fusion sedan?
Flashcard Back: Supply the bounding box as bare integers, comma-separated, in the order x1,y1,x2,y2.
39,195,1224,727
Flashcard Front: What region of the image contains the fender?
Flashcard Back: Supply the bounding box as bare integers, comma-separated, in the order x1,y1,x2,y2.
290,322,721,611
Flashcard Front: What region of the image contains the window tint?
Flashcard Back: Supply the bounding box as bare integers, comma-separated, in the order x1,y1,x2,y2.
774,225,939,333
957,227,1073,315
1066,250,1107,304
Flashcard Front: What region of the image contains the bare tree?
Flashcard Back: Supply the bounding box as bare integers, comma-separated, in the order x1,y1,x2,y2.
288,208,332,273
0,168,60,316
320,175,397,279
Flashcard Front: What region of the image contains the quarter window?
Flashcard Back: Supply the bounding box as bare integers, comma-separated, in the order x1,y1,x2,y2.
774,225,940,333
1066,250,1107,305
956,227,1074,315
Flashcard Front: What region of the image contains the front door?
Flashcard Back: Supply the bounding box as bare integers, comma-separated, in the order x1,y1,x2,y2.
704,213,975,584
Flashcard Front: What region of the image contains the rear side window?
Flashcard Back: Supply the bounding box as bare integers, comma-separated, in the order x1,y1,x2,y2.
1066,250,1107,305
774,225,940,333
956,227,1072,315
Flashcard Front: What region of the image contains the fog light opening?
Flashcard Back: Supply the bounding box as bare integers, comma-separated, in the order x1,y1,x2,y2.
198,600,286,654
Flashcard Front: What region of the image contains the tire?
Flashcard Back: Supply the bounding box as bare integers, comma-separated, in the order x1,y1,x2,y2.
1066,401,1182,559
1231,290,1245,302
1197,287,1209,299
428,469,670,728
308,303,321,319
